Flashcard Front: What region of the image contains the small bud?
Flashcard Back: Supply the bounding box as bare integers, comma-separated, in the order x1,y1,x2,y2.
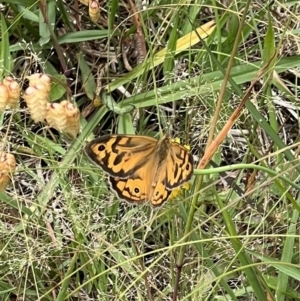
46,102,67,130
3,77,20,108
27,73,51,92
0,152,16,191
89,0,100,22
46,101,80,138
79,0,89,5
62,101,80,137
23,85,48,122
0,83,9,112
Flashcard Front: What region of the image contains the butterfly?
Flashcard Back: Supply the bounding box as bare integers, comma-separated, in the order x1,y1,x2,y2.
85,134,193,207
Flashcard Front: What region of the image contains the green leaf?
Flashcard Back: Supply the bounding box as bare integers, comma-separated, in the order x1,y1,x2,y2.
57,30,111,44
263,10,275,69
39,0,56,46
3,0,36,5
77,52,96,101
44,61,67,101
0,13,11,76
163,14,178,76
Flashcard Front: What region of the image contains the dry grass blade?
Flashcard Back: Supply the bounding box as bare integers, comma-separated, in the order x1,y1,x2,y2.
198,54,276,170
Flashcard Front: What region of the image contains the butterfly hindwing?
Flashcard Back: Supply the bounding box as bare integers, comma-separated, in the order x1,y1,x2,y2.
109,176,148,204
165,142,194,189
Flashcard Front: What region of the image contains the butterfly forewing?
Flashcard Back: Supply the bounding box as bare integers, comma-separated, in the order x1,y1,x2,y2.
85,135,158,178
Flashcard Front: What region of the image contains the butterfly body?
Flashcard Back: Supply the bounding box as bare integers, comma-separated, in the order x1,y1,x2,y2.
85,134,193,207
